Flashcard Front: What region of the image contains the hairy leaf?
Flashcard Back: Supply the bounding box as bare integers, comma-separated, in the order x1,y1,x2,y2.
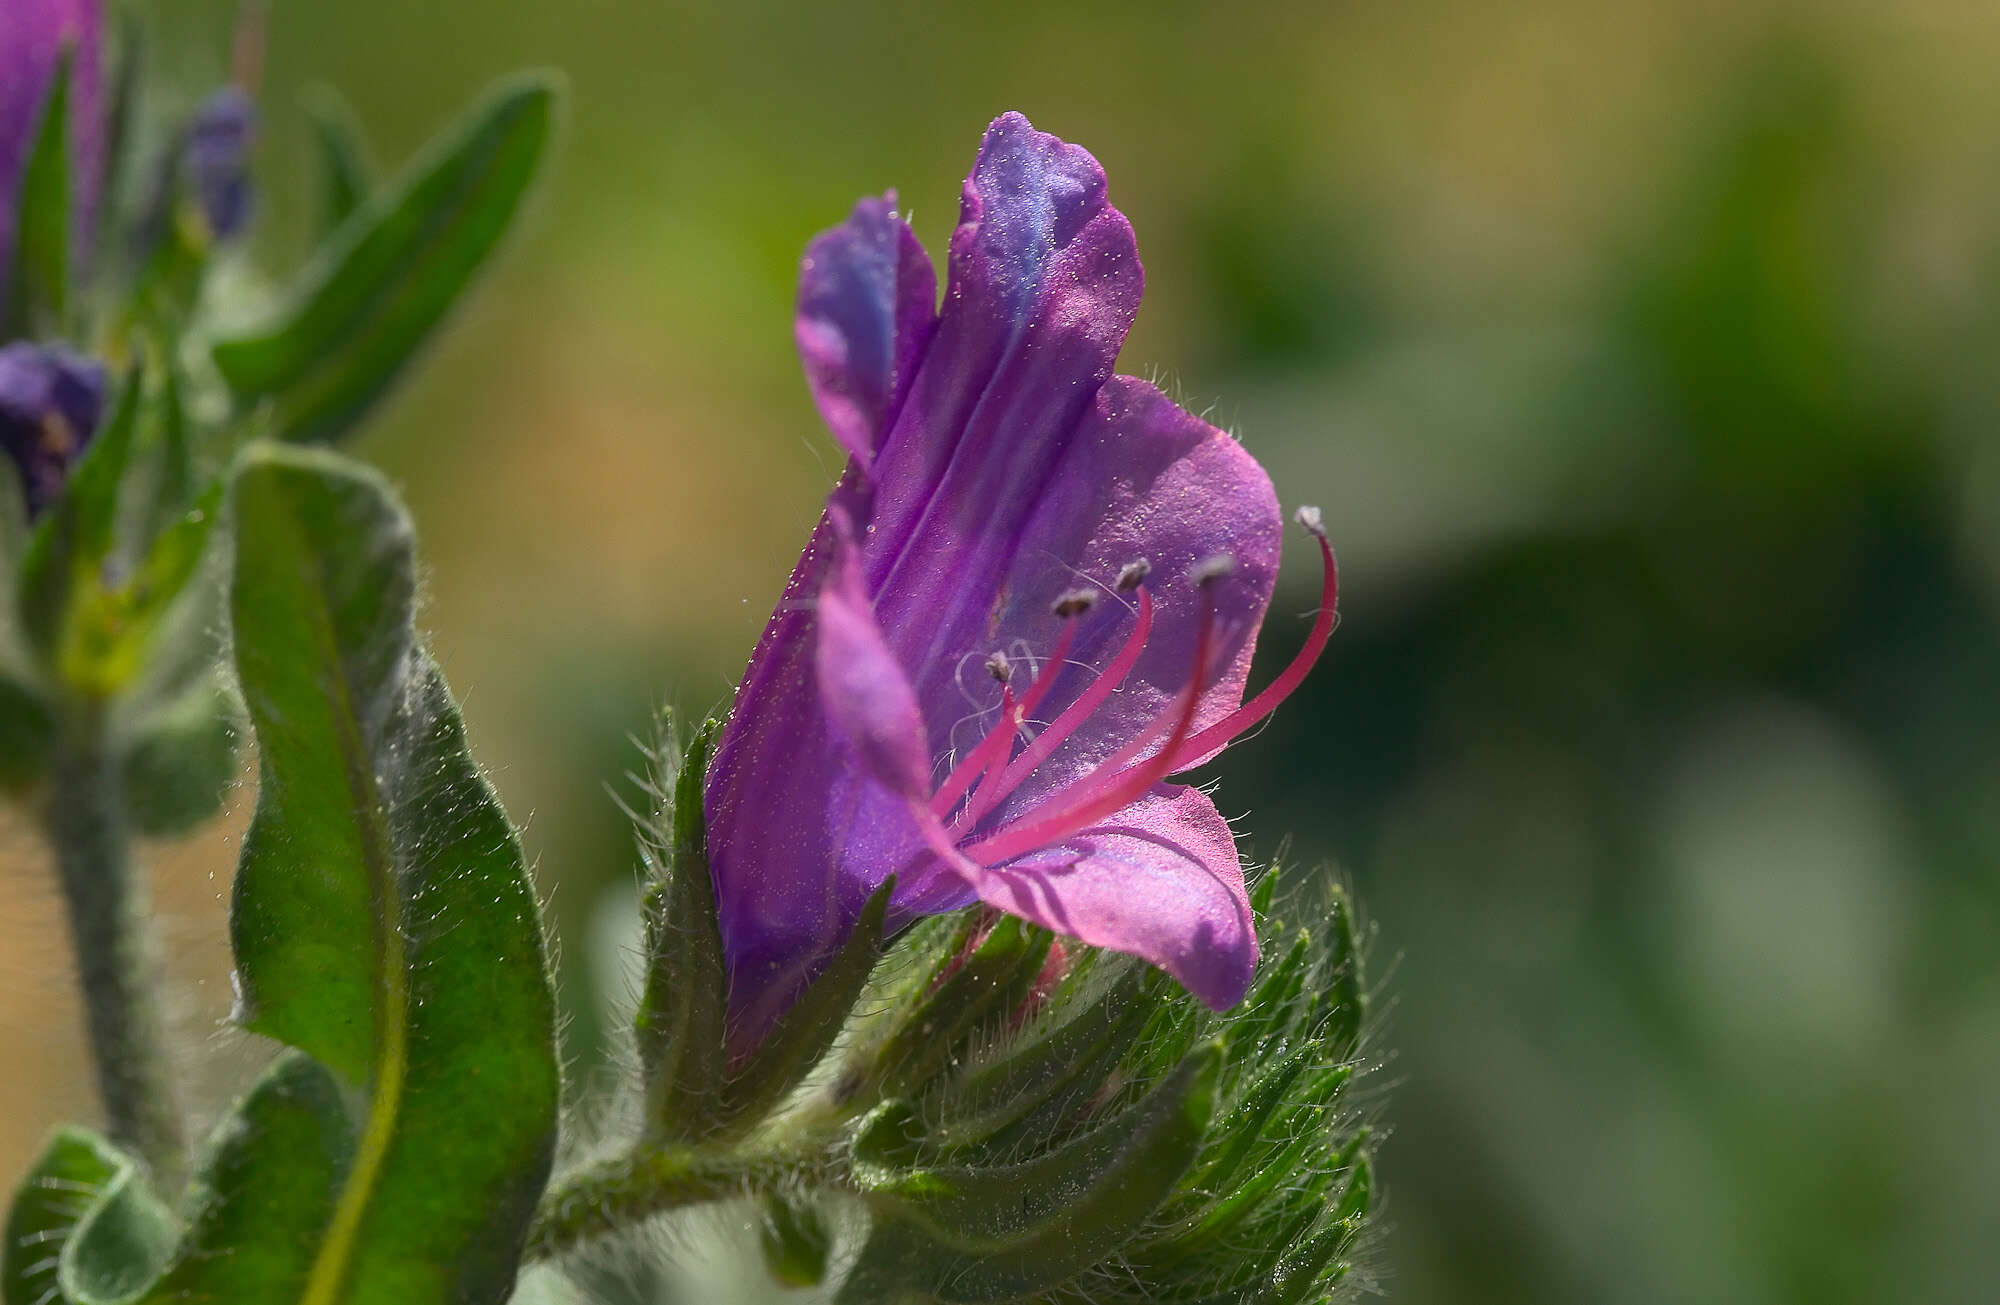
6,53,71,339
303,87,375,236
210,75,557,444
140,1052,355,1303
2,1128,124,1305
228,445,560,1303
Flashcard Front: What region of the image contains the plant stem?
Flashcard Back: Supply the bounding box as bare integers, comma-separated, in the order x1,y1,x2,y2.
45,705,184,1181
525,1140,837,1262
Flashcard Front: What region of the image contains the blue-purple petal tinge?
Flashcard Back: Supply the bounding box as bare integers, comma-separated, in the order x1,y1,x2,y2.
706,112,1333,1053
0,339,106,518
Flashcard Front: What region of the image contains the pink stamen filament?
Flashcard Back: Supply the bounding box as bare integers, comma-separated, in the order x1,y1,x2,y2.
1163,528,1337,772
929,616,1077,817
953,587,1156,833
959,588,1216,866
929,684,1019,817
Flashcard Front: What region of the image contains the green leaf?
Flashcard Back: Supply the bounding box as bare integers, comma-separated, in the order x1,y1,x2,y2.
55,1162,176,1305
119,671,240,836
757,1194,831,1289
210,74,558,445
2,1127,124,1305
140,1052,356,1303
841,1043,1222,1303
634,716,729,1141
0,671,53,791
94,13,144,264
6,52,71,339
227,445,560,1304
716,879,896,1133
17,368,140,670
303,86,376,236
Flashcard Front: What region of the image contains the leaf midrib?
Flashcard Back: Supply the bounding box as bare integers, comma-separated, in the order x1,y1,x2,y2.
278,499,410,1305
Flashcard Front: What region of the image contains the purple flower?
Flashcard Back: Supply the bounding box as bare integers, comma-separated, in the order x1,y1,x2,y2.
0,0,104,314
184,86,257,240
0,339,106,519
706,113,1337,1052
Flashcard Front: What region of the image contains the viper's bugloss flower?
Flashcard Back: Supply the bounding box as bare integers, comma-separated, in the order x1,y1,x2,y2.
0,0,103,311
0,339,105,519
184,86,256,240
707,113,1337,1051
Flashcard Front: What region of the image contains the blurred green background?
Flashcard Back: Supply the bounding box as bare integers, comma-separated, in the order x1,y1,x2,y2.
5,1,2000,1301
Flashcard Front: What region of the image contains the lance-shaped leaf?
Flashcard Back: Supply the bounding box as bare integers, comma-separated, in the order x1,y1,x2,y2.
140,1052,355,1303
54,1159,176,1305
2,1128,124,1305
839,1043,1221,1303
209,75,557,445
227,445,560,1304
6,54,72,340
303,87,375,237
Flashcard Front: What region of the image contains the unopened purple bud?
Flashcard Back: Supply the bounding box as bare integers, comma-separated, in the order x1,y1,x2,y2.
184,86,257,240
0,340,106,520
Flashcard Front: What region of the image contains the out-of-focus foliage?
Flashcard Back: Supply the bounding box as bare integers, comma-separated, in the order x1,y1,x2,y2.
6,2,1999,1303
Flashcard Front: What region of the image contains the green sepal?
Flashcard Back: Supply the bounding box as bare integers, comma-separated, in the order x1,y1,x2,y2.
6,52,71,340
209,73,559,445
17,367,140,673
0,671,54,791
716,878,895,1132
1226,925,1314,1058
303,86,376,236
1317,888,1366,1060
634,716,730,1142
839,1042,1222,1303
2,1127,125,1305
758,1193,831,1289
1257,1160,1370,1305
139,1051,356,1303
227,444,561,1303
118,670,240,836
927,959,1165,1156
862,912,1055,1101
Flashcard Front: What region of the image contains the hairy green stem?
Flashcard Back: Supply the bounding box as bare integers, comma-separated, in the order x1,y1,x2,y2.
46,707,184,1181
525,1140,839,1262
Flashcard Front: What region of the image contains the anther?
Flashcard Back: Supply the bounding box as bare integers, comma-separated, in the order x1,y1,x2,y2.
985,651,1013,684
1051,588,1098,618
1192,554,1236,586
1294,504,1326,538
1115,558,1152,592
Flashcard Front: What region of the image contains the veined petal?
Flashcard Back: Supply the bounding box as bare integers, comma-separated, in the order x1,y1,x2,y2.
859,113,1143,608
708,112,1314,1051
795,194,937,469
815,517,932,801
925,375,1282,828
975,783,1257,1010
